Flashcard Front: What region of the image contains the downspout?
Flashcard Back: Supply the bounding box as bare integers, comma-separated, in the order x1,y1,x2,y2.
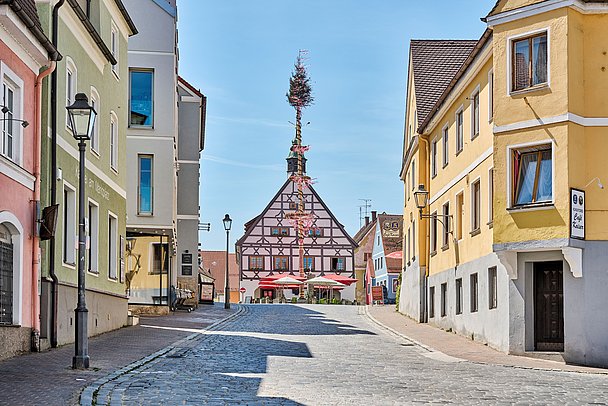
419,136,430,323
32,61,56,351
49,0,66,348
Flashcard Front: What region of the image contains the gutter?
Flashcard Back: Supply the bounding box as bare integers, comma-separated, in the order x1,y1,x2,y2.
113,0,138,35
49,0,66,348
0,0,61,61
66,0,117,65
417,28,493,134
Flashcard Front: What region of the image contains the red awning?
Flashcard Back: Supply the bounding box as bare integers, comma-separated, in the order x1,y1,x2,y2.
321,274,358,286
260,274,306,282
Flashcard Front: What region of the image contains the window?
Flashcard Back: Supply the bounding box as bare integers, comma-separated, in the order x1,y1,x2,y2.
303,256,314,271
88,201,99,273
129,70,153,127
377,235,380,245
470,273,479,313
0,225,13,325
90,88,100,153
307,228,322,237
405,228,409,261
471,180,481,232
63,184,76,265
289,202,297,210
455,278,463,315
249,256,264,271
411,160,415,191
456,192,463,240
430,211,437,254
108,214,118,279
512,146,552,206
488,168,494,223
442,202,450,248
1,82,16,161
429,286,435,318
111,23,119,76
65,58,76,128
489,266,497,309
138,155,153,214
331,257,345,271
431,138,438,178
150,242,169,274
110,113,118,170
440,282,447,317
412,220,415,260
512,32,547,92
456,109,464,153
488,70,494,122
471,90,480,139
273,256,289,271
271,227,289,236
407,227,411,262
442,126,449,167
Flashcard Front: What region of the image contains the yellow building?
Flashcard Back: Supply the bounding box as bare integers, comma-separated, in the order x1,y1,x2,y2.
400,0,608,367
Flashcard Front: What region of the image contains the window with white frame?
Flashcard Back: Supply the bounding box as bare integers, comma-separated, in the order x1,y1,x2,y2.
129,69,154,127
110,112,118,170
1,63,24,164
138,155,153,214
90,87,100,154
456,109,464,153
511,32,547,92
88,201,99,273
488,168,494,223
108,213,118,279
442,125,449,167
412,220,415,260
512,144,552,206
65,58,77,128
488,70,494,122
63,184,76,266
440,282,447,317
431,138,438,178
442,201,450,248
471,179,481,232
471,90,480,139
488,266,498,309
455,278,463,315
111,23,119,76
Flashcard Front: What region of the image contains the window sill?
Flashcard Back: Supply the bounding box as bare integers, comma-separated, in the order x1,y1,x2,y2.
112,69,120,81
455,312,462,316
430,250,437,257
507,203,554,213
442,162,449,169
129,125,154,130
510,83,549,97
110,166,118,175
137,212,154,217
108,277,118,283
455,148,463,157
431,173,437,179
87,270,99,276
470,228,481,237
487,221,493,229
471,309,478,314
471,133,479,141
62,262,76,270
441,244,449,251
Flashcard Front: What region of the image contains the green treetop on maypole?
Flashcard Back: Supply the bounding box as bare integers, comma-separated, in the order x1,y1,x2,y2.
287,51,313,109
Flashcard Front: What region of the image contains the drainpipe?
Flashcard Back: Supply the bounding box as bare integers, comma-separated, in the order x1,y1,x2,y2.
49,0,66,348
32,61,56,351
419,136,430,323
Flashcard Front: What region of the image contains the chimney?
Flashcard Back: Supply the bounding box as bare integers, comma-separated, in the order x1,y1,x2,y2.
371,211,377,222
365,216,370,226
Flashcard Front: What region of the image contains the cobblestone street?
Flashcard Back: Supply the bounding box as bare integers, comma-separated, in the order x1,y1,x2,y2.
85,305,608,405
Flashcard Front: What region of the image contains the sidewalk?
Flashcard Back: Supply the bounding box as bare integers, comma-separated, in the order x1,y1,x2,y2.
366,305,608,375
0,304,238,406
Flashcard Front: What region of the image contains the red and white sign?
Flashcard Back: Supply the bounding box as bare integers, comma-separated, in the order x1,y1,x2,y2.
239,287,246,293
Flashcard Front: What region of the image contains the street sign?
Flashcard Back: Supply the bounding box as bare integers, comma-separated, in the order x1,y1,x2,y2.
239,287,246,293
371,286,384,302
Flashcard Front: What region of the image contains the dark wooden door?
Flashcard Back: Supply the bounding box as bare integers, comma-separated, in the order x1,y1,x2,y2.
534,261,564,351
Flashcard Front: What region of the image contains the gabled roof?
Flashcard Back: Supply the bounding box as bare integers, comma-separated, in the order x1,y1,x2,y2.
486,0,608,18
178,76,204,98
0,0,60,60
410,40,477,127
353,218,376,244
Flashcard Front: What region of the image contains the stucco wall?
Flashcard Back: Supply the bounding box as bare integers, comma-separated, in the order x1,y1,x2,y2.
399,260,424,322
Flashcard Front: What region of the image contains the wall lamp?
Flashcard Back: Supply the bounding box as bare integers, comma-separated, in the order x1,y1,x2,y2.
1,105,28,128
414,184,453,233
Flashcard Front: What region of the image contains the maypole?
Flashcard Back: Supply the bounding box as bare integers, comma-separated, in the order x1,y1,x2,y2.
286,50,313,300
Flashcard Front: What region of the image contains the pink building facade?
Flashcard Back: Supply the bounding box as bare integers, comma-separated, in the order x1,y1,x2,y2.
0,0,58,359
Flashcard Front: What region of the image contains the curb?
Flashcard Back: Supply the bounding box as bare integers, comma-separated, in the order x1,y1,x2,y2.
79,305,246,405
362,305,608,376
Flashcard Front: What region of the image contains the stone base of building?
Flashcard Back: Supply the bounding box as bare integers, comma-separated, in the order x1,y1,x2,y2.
177,276,199,308
54,283,128,347
128,304,170,316
0,326,33,361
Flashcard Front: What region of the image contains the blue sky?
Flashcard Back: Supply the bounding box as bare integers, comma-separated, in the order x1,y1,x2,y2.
177,1,493,251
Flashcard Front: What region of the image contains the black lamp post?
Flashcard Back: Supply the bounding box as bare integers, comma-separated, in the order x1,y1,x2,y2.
222,214,232,309
66,93,96,369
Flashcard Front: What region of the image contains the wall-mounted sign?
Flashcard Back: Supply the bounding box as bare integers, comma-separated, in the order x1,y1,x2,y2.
371,286,384,302
570,188,585,240
182,253,193,264
182,265,193,276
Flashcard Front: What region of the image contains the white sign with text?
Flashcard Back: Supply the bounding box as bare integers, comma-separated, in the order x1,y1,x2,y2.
570,189,585,239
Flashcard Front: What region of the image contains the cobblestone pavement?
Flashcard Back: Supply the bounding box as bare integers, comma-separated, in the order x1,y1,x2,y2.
86,304,608,405
0,304,235,406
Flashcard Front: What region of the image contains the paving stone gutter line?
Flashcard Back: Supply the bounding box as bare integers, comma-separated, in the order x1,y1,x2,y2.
79,305,245,406
363,305,608,376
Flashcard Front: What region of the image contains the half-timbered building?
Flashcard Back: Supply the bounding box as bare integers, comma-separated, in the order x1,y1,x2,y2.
236,151,357,301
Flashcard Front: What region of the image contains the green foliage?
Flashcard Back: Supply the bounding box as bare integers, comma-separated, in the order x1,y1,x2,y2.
395,272,402,311
319,298,327,304
287,53,313,109
291,297,297,303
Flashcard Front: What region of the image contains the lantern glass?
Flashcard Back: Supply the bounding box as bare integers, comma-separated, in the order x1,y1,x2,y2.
414,185,429,210
223,214,232,231
67,93,96,140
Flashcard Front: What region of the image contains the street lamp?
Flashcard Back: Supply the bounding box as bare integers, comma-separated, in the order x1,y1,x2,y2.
67,93,96,369
223,214,232,309
414,184,430,218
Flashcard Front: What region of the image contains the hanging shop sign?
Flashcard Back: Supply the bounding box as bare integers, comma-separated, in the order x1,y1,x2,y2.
570,188,585,240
